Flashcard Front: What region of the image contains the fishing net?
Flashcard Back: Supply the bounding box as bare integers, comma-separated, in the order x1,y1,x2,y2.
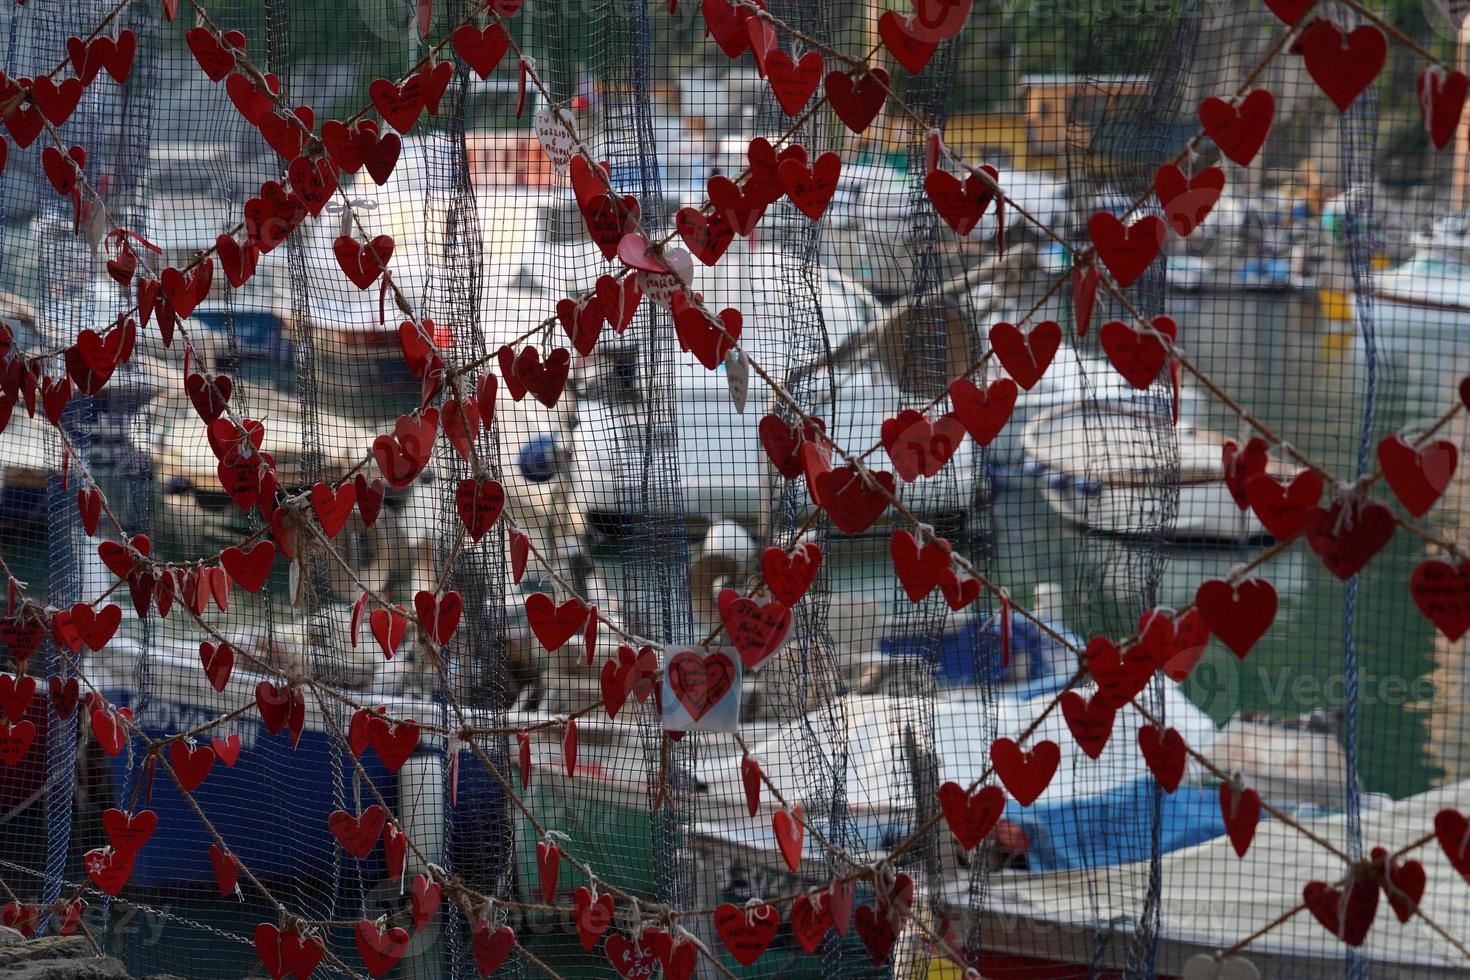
1,0,1469,977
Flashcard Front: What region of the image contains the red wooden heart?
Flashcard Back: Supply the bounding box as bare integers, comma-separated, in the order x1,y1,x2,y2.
925,166,998,236
767,49,823,116
216,234,258,287
1099,316,1176,389
948,377,1016,446
471,921,516,976
988,320,1060,390
708,175,766,235
370,718,420,773
718,589,792,669
666,648,736,720
509,527,530,583
1419,67,1468,150
373,410,438,489
185,28,238,81
556,297,604,357
72,602,122,651
0,720,35,765
779,151,841,220
1371,847,1425,924
814,465,893,535
1089,212,1165,287
939,567,981,610
226,72,277,124
1222,436,1270,508
1219,782,1261,857
0,673,35,720
1085,636,1154,707
761,543,821,606
370,607,407,658
790,891,833,954
221,541,274,593
355,919,409,977
938,781,1004,850
572,887,614,950
414,590,462,646
1059,691,1115,759
370,76,424,133
209,844,238,896
526,593,589,650
48,675,79,720
329,804,386,859
257,105,314,162
702,0,756,58
673,303,742,370
168,740,215,792
244,180,306,253
600,658,629,719
69,325,128,394
352,475,385,529
40,144,84,197
1137,724,1186,792
31,76,82,126
854,904,896,965
989,737,1059,806
513,346,571,408
1154,164,1224,237
773,806,804,871
309,481,355,538
879,10,938,74
40,375,72,425
1303,877,1378,947
1194,577,1276,659
745,137,807,204
536,840,559,902
595,274,641,332
333,234,394,289
889,530,950,603
287,154,338,217
451,23,510,79
1378,434,1456,517
254,681,304,741
184,372,233,424
1246,470,1322,540
881,409,965,481
84,847,134,896
758,414,824,478
410,873,441,933
604,932,659,977
1294,20,1385,113
455,478,505,543
102,807,156,855
825,69,890,134
321,118,377,172
212,733,240,766
1199,90,1274,167
1072,264,1099,337
1263,0,1312,22
1411,558,1470,641
713,902,779,967
361,129,402,185
1303,500,1395,580
1437,808,1470,886
741,754,762,816
254,923,288,980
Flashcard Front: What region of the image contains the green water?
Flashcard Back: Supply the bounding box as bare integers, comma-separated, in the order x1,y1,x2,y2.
998,289,1449,801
